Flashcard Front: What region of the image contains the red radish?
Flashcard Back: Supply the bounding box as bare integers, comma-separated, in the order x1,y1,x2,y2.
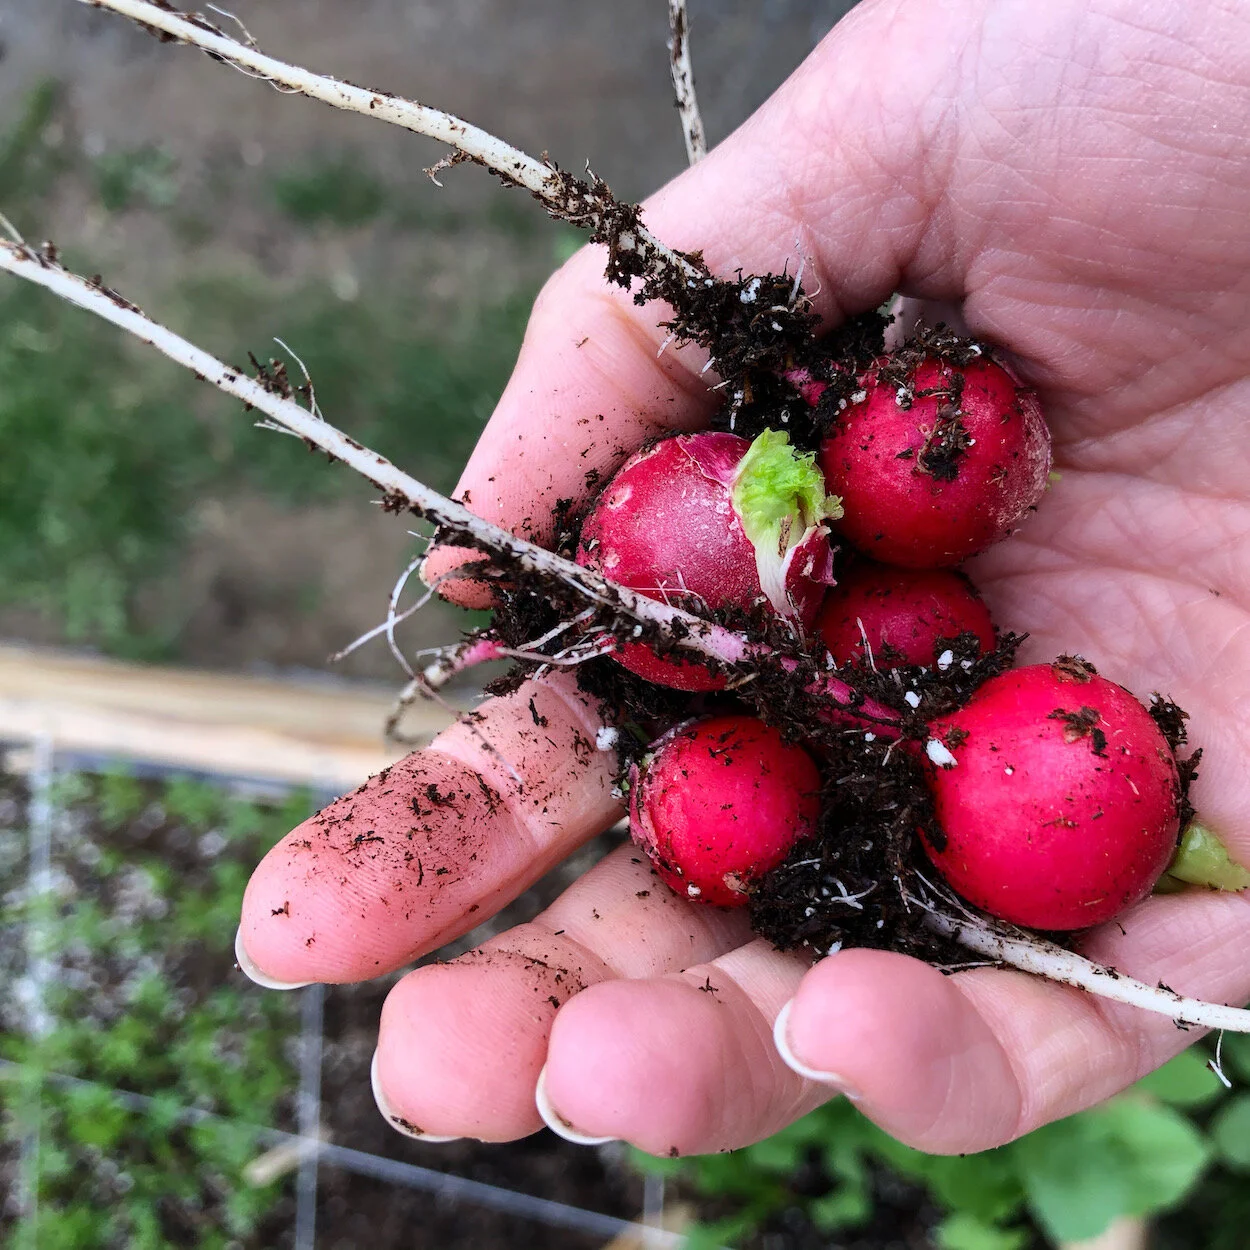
784,365,834,408
630,714,822,906
920,662,1181,930
816,562,995,669
577,429,839,690
818,353,1051,568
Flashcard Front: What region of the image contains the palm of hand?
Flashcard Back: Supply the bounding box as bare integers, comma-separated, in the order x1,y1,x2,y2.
239,0,1250,1155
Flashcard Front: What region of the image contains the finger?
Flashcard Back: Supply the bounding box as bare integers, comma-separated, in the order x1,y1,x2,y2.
779,890,1250,1153
540,938,827,1156
423,260,724,607
237,673,621,986
424,3,953,604
372,844,752,1141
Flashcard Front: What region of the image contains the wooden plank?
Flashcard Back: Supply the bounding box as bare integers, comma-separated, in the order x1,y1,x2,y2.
0,643,454,791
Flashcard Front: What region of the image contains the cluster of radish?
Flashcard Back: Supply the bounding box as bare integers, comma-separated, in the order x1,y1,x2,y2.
577,340,1187,933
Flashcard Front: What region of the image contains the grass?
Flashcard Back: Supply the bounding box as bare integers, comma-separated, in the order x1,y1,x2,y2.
0,82,558,658
0,280,206,652
0,769,312,1249
270,154,387,228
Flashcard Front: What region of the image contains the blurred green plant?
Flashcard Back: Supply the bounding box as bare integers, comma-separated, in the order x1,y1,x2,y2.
0,82,543,656
0,278,208,653
0,770,310,1249
635,1040,1249,1248
0,81,65,226
270,153,386,227
181,271,532,505
93,145,180,213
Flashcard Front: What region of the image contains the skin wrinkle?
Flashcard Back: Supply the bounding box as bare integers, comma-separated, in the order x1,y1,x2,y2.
1024,1003,1141,1134
466,929,614,999
1009,474,1250,584
968,280,1247,434
928,1007,1012,1147
1063,379,1250,481
1096,0,1243,78
663,960,815,1148
978,567,1250,730
957,950,1179,1144
525,851,752,981
830,119,949,301
949,975,1032,1144
685,973,777,1144
580,286,716,403
432,681,617,855
930,23,1250,420
975,557,1250,680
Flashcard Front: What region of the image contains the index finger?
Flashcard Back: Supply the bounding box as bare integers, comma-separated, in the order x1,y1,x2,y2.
236,673,621,986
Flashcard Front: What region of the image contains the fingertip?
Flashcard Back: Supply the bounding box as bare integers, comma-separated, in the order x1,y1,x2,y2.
234,923,313,991
371,1050,462,1143
772,999,857,1094
419,544,496,610
534,1065,617,1146
545,979,720,1154
376,941,590,1142
786,949,1023,1153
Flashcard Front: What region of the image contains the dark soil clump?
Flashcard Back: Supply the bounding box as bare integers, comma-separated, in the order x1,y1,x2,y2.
474,303,1055,965
747,629,1021,961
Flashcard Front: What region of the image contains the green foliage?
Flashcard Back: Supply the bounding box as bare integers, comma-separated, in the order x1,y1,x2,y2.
1,769,307,1247
96,768,148,831
195,279,532,502
0,88,192,645
93,146,180,213
270,153,386,226
1134,1045,1226,1107
1014,1099,1208,1243
1210,1095,1250,1170
0,279,208,650
0,80,65,226
936,1212,1030,1250
0,84,543,655
639,1047,1247,1248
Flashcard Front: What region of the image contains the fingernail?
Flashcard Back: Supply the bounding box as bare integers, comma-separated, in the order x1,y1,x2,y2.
370,1051,461,1143
234,927,314,991
534,1065,616,1146
773,1000,860,1099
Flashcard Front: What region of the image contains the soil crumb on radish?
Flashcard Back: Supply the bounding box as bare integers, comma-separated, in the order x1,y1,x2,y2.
432,258,1192,960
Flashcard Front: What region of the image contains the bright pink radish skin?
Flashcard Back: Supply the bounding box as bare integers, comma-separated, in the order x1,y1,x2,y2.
816,562,995,669
921,663,1181,930
630,715,823,906
577,430,837,690
818,354,1051,568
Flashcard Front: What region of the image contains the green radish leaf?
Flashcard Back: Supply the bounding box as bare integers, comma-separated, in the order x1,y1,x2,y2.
1134,1049,1227,1107
1211,1094,1250,1170
935,1212,1031,1250
1166,821,1250,891
731,427,841,614
1015,1100,1209,1242
1222,1033,1250,1084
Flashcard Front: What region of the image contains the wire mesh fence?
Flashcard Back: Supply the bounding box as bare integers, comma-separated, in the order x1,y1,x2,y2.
0,739,687,1249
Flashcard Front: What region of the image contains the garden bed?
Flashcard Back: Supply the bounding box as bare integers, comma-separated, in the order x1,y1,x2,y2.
3,759,1248,1249
0,764,654,1248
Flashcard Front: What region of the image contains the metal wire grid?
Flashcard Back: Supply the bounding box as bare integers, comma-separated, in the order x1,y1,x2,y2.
6,740,682,1250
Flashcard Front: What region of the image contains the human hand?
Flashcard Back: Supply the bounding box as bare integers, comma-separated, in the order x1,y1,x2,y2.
237,0,1250,1154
